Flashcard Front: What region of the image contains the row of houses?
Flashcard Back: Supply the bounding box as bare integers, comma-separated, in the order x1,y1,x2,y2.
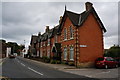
28,2,106,67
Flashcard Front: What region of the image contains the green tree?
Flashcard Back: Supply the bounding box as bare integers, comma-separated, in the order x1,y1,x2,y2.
6,42,25,55
104,45,120,58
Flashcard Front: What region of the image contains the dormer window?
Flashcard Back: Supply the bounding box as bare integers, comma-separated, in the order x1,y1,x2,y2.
70,26,73,39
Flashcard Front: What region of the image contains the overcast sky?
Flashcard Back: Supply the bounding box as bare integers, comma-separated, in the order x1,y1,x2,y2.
1,0,119,49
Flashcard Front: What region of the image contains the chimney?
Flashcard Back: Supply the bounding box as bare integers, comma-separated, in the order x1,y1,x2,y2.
59,16,62,24
38,32,41,36
85,2,93,11
46,26,49,32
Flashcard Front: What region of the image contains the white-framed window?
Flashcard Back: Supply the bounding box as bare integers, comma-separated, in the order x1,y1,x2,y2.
37,51,39,57
41,42,42,47
43,42,45,46
70,26,73,39
64,47,67,60
69,46,74,60
48,39,50,46
64,28,67,40
40,51,42,57
47,50,50,58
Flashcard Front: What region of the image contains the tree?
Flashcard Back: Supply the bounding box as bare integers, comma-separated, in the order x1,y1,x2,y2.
104,45,120,58
6,42,25,55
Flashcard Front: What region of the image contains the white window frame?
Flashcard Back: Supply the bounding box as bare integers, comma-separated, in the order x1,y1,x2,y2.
70,26,73,39
64,28,67,40
43,42,45,46
47,50,50,58
64,47,67,60
69,46,74,60
40,51,42,57
41,42,42,47
47,39,50,46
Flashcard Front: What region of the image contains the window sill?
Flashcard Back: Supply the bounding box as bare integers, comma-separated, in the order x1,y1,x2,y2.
63,39,67,42
70,59,74,61
70,37,74,40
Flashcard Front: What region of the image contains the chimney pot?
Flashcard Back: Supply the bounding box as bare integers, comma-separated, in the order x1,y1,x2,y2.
46,26,49,32
38,32,41,36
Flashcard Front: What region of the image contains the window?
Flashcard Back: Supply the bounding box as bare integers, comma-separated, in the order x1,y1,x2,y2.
64,47,67,60
37,51,39,57
48,39,50,46
70,26,73,39
41,42,42,47
69,47,74,60
64,28,67,40
40,51,42,57
47,50,50,58
43,42,45,46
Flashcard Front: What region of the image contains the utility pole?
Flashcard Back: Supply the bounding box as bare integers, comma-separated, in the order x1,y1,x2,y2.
23,40,26,57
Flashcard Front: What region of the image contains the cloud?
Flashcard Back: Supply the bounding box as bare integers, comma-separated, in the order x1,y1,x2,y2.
1,2,118,49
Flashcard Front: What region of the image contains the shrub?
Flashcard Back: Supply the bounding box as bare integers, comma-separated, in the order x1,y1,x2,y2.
68,62,74,66
42,56,50,63
51,59,57,64
56,60,61,64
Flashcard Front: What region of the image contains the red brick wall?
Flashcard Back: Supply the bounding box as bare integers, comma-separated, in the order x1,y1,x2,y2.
61,17,76,61
78,13,104,67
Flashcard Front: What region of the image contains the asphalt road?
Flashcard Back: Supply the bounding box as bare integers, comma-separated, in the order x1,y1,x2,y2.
2,57,100,80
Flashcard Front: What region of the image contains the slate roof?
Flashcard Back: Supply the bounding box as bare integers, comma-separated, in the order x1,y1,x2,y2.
30,35,38,45
37,5,106,42
58,7,106,33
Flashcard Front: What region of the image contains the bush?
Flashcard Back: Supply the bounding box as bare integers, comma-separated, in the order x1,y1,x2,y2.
56,60,61,64
42,56,50,63
51,59,57,64
68,62,74,66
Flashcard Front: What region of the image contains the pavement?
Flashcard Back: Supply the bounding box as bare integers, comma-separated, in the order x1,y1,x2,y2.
25,57,119,79
25,58,76,70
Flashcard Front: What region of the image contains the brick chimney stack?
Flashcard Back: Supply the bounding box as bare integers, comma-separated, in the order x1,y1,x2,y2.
85,2,93,11
38,32,41,36
46,26,49,32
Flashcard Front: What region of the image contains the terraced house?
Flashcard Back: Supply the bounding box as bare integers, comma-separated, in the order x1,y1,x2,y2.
29,2,106,67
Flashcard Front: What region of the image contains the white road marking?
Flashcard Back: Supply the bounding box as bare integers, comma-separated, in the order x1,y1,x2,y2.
102,71,110,73
21,63,26,67
28,67,43,76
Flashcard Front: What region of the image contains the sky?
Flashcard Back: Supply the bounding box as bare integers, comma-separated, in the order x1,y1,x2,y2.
1,0,119,49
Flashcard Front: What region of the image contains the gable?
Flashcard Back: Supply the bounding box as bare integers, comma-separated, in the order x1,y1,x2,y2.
58,7,106,34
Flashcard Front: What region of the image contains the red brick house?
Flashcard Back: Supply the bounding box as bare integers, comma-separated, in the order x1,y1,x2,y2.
30,35,38,57
57,2,106,67
30,2,106,67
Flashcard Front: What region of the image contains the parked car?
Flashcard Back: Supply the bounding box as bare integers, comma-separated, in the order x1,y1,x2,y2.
95,57,118,69
114,57,120,66
9,54,15,59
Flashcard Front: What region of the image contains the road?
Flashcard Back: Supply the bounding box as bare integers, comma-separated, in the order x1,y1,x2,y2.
2,57,100,80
